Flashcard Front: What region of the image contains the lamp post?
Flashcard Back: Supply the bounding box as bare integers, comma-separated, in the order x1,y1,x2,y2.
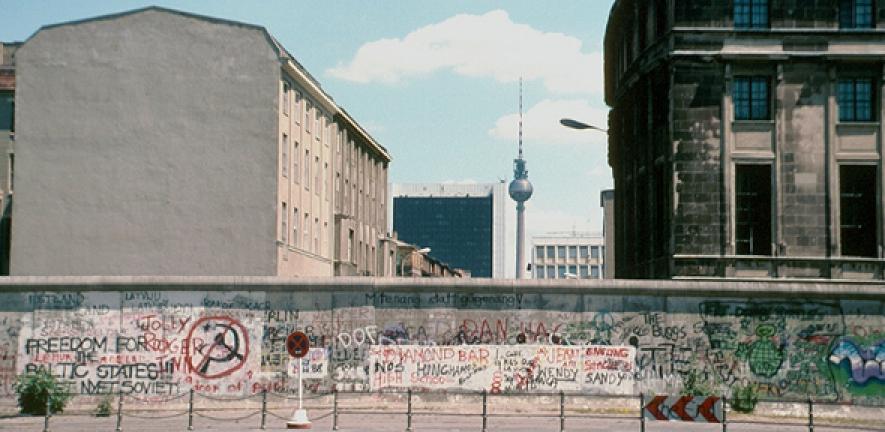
560,118,612,279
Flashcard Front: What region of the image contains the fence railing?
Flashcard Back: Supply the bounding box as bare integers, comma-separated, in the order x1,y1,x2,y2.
30,389,885,432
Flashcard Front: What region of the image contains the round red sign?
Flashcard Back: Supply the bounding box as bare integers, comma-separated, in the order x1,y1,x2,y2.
286,331,310,358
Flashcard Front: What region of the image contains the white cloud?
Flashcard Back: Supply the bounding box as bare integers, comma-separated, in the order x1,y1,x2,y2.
489,98,608,145
527,208,595,236
328,10,603,95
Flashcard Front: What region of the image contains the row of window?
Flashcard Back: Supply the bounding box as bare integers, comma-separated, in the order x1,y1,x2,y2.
282,132,329,197
535,265,602,279
735,163,877,257
281,202,327,255
734,76,877,122
535,245,603,260
734,0,875,29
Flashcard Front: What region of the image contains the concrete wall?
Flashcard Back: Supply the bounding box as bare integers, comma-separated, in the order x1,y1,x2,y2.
0,277,881,406
11,9,280,276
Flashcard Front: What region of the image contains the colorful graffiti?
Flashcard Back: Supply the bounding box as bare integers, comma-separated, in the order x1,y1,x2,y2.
0,289,881,404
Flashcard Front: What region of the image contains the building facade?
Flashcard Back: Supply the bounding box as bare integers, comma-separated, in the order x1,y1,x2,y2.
10,7,390,276
390,183,515,278
0,42,17,275
605,0,885,279
531,232,605,279
333,109,393,277
600,189,615,279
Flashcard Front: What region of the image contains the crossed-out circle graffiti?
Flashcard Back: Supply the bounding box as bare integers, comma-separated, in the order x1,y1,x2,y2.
185,316,249,379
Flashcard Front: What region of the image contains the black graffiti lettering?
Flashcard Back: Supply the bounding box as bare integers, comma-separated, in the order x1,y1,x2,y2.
25,336,108,354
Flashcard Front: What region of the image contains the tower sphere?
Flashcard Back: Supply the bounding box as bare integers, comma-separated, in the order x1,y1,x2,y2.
509,178,533,202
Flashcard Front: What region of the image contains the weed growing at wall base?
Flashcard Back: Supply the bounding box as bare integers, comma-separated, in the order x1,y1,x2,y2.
731,384,759,413
13,369,71,415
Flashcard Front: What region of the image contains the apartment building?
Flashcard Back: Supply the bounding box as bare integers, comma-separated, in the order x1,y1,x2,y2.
531,232,605,280
10,7,390,276
605,0,885,279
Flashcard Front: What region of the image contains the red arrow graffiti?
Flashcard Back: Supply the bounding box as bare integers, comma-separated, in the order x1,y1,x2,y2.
670,395,695,421
644,395,669,421
697,396,721,423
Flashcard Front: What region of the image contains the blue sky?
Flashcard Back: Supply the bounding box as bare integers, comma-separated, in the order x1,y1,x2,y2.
0,0,616,238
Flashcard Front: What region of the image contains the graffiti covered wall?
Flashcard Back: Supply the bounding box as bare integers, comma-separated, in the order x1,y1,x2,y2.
1,279,882,404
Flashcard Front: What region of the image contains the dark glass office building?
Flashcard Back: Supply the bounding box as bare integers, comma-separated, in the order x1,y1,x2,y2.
394,195,494,277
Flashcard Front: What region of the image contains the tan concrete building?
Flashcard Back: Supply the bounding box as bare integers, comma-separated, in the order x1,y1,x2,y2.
10,7,390,276
531,232,605,280
333,109,393,277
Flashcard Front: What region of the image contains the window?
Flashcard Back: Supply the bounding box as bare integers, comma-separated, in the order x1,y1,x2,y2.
840,165,877,257
568,246,577,259
324,162,329,200
0,91,12,131
293,141,300,183
591,246,600,259
303,213,310,249
546,265,555,278
537,266,546,279
734,77,770,120
282,81,290,116
557,266,566,278
735,164,772,255
293,208,299,247
546,246,555,259
734,0,768,29
591,266,600,278
840,0,874,29
305,102,312,132
314,155,320,195
579,246,589,258
304,149,311,189
281,203,287,243
557,246,566,259
536,246,545,259
281,134,288,177
838,78,874,122
348,229,355,262
294,91,302,123
315,110,322,141
314,217,320,253
568,265,577,277
579,265,589,278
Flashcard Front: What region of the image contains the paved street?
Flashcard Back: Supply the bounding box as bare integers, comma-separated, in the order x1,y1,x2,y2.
1,410,882,432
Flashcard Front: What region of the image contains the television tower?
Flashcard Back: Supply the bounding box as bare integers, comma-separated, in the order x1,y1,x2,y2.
508,78,533,279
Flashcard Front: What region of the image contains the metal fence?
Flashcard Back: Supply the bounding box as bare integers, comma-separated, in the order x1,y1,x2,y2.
29,389,885,432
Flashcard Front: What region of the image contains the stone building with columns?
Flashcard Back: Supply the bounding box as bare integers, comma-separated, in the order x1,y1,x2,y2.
605,0,885,279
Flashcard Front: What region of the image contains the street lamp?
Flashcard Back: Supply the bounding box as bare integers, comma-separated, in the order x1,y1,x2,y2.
560,117,613,279
560,118,607,133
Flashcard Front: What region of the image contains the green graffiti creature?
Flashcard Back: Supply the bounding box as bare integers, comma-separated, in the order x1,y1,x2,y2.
738,324,785,378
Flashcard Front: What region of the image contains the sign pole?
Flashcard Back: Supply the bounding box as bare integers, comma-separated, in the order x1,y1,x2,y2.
298,360,303,410
286,331,312,429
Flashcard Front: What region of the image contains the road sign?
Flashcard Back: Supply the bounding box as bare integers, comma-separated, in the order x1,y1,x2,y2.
286,331,310,359
644,395,722,423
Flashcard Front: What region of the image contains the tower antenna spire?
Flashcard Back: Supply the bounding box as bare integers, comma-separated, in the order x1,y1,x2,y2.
518,77,524,159
508,78,533,279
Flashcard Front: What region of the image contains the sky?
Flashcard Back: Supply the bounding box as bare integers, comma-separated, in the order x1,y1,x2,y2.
0,0,616,242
